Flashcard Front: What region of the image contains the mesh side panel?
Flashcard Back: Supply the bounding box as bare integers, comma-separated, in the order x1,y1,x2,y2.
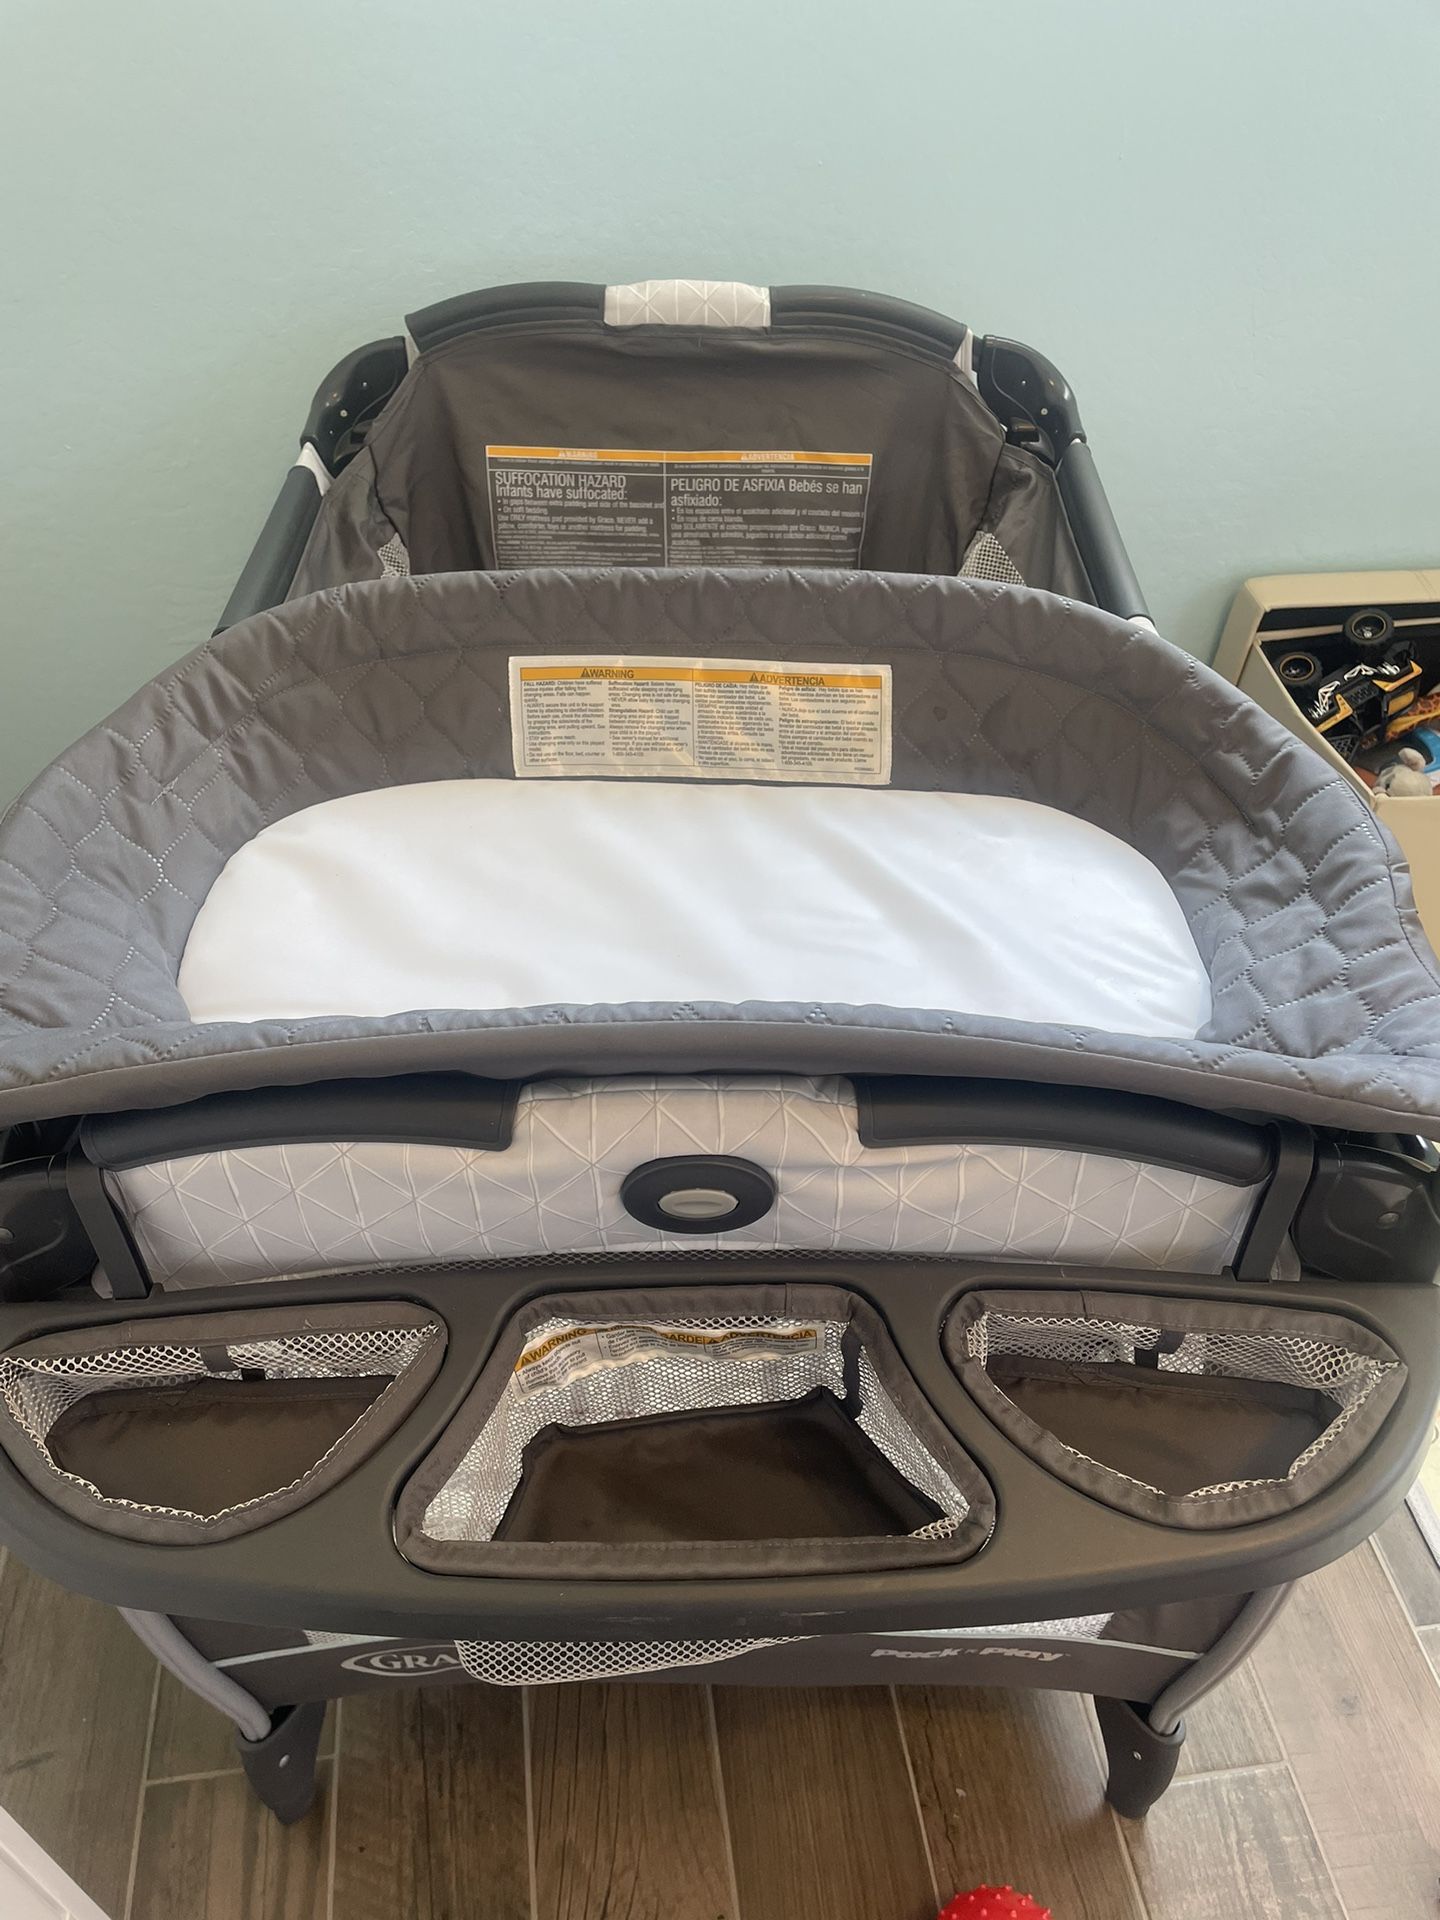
455,1612,1112,1685
852,1348,964,1536
0,1323,438,1523
1,1326,433,1442
959,531,1025,585
901,1613,1112,1640
456,1636,798,1686
422,1312,969,1545
376,534,410,577
966,1308,1397,1500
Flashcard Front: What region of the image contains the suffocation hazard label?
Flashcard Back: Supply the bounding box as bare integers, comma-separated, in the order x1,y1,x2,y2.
486,446,872,567
510,656,892,785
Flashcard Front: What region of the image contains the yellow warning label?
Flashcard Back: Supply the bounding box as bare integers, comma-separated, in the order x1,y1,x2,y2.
512,1322,823,1396
516,664,884,690
509,655,892,785
486,446,873,567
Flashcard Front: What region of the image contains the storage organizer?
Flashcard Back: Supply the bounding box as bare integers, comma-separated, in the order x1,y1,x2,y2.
397,1286,993,1579
0,1305,443,1543
946,1289,1404,1529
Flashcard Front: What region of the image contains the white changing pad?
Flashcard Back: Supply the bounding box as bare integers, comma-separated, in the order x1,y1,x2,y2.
177,780,1212,1038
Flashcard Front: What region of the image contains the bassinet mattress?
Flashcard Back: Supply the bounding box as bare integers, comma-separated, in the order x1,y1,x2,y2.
2,568,1439,1134
176,781,1210,1036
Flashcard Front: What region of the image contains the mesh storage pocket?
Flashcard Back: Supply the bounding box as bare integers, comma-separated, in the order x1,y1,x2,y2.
0,1303,445,1544
945,1288,1405,1529
396,1284,993,1579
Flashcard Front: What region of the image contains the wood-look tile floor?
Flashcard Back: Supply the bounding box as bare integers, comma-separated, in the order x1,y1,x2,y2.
4,1507,1440,1920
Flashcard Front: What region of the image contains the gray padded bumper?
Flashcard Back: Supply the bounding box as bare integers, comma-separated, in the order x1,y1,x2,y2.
1,568,1438,1132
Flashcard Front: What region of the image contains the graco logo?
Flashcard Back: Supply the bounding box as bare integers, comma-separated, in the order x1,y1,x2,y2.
342,1643,466,1677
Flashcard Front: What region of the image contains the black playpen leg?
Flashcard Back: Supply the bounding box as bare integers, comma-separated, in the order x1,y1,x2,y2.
1094,1697,1186,1819
236,1701,327,1823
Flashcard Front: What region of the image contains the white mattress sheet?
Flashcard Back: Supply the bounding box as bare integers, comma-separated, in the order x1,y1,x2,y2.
177,780,1211,1038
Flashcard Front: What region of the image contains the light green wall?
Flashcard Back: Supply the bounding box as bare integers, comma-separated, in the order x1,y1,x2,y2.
4,0,1436,800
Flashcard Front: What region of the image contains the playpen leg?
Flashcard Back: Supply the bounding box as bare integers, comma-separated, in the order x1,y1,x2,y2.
236,1701,327,1824
1094,1697,1186,1819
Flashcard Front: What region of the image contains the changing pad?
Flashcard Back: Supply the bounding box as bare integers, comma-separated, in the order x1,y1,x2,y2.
2,567,1439,1133
177,781,1211,1037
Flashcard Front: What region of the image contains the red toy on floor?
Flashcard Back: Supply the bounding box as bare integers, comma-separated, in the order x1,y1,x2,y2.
938,1889,1052,1920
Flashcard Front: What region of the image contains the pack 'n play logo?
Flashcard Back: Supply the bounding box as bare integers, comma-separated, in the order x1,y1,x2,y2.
871,1644,1063,1664
341,1643,466,1677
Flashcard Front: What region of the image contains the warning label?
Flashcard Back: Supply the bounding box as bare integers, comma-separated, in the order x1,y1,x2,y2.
486,446,872,568
510,655,892,785
512,1322,823,1398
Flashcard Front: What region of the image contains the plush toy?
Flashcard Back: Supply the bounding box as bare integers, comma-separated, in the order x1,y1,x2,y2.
1373,747,1434,797
938,1888,1052,1919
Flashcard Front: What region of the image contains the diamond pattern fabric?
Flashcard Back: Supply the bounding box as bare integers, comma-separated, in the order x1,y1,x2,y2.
603,280,771,327
110,1075,1258,1287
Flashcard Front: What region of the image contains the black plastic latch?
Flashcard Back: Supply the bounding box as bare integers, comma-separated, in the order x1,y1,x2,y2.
0,1155,97,1302
1293,1136,1440,1288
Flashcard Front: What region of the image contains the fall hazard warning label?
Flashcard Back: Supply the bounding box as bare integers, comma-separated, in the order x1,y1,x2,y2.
486,446,872,567
510,656,892,785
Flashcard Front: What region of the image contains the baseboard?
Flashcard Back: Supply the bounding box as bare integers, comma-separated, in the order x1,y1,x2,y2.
1408,1481,1440,1568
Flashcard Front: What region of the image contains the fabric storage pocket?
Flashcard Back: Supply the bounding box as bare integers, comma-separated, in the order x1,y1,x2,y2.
0,1303,445,1545
396,1284,994,1578
945,1288,1405,1529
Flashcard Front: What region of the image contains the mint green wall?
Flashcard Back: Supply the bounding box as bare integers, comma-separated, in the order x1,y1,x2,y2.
4,0,1436,799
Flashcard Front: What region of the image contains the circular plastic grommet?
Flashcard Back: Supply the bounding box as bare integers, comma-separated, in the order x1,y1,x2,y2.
620,1156,776,1234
